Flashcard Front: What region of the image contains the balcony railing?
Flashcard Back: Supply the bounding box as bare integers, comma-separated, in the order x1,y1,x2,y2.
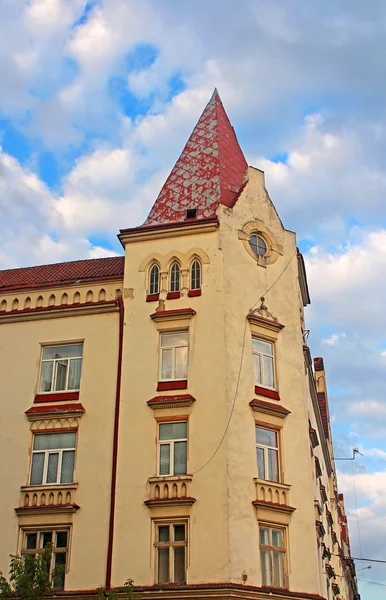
253,478,295,514
16,484,79,515
145,475,195,507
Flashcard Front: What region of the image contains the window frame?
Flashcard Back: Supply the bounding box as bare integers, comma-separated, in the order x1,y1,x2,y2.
149,263,160,296
159,331,189,382
255,425,280,483
190,259,201,291
252,337,275,390
29,431,77,486
169,262,181,292
38,343,83,394
259,524,287,589
157,420,188,476
20,527,71,589
154,520,188,584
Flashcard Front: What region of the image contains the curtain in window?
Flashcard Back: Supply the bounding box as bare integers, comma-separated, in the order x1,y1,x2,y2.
68,358,82,390
61,450,75,483
174,442,187,475
30,453,44,485
33,432,76,451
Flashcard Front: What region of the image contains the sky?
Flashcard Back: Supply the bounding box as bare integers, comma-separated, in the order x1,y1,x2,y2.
1,0,386,597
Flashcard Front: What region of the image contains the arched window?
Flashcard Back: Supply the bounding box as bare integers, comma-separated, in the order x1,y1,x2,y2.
149,264,160,295
190,260,201,290
249,234,267,257
170,262,180,292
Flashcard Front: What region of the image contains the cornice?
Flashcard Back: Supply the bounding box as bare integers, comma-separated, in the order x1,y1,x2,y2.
249,399,290,419
0,300,119,323
0,274,123,295
247,313,284,332
119,218,219,245
147,394,196,409
25,403,85,421
252,500,296,514
144,497,196,508
15,504,79,516
150,308,196,322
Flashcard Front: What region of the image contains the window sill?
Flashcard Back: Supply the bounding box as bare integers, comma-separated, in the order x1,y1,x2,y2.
20,483,78,492
254,385,280,401
250,399,290,419
147,394,195,409
150,308,196,322
166,291,181,300
146,293,160,302
17,483,79,516
157,380,188,391
34,391,80,403
25,403,85,421
145,475,195,508
188,289,201,297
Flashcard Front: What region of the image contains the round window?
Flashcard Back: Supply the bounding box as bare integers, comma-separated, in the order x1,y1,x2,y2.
249,234,267,257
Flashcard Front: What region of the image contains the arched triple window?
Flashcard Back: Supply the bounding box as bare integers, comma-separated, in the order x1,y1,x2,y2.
170,262,181,292
149,264,160,295
190,260,201,290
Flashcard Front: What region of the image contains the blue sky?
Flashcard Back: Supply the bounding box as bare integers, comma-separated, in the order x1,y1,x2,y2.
1,1,386,597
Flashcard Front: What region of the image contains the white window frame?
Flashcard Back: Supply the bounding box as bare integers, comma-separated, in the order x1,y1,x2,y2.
170,262,181,292
149,263,160,295
21,527,70,588
154,520,188,584
259,525,287,588
159,332,189,382
190,260,201,290
39,344,83,393
158,421,188,476
252,337,275,389
255,426,280,482
30,433,76,486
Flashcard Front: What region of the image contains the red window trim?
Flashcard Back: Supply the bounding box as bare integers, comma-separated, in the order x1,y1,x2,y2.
146,293,160,302
254,385,280,401
188,289,201,297
34,391,80,403
157,380,188,391
166,291,181,300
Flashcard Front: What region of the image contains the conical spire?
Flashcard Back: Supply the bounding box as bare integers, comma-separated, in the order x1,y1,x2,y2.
144,89,248,226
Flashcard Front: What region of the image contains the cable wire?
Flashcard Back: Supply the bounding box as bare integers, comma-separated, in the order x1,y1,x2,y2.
331,553,386,565
351,460,366,578
190,249,297,475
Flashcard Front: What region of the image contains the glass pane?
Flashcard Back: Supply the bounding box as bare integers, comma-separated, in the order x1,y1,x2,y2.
161,332,188,348
33,432,76,451
55,553,66,566
54,553,66,589
25,533,37,550
56,532,68,548
61,451,75,484
159,445,170,475
175,346,188,380
174,547,185,582
258,236,267,255
268,449,279,482
30,453,44,485
174,524,185,541
161,349,173,380
191,261,201,289
272,529,283,548
43,345,83,360
256,447,265,479
39,361,53,392
46,453,59,484
259,527,269,546
252,339,273,356
68,358,82,390
159,422,187,440
273,551,285,587
249,235,258,255
255,427,277,448
41,532,52,548
252,352,261,385
174,441,187,476
158,526,170,543
263,355,274,388
157,548,169,583
54,360,68,391
260,549,271,586
170,264,180,292
150,265,159,295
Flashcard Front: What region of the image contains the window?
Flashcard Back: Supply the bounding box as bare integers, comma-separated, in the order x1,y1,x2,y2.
21,529,69,589
252,338,274,389
256,426,279,482
249,234,267,257
39,344,83,393
158,422,187,476
30,432,76,486
149,264,160,295
170,262,181,292
186,208,197,219
160,332,188,381
259,525,286,588
155,522,187,583
190,260,201,290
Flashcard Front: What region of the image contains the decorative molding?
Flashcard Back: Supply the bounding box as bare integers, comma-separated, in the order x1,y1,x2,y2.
247,298,284,334
119,218,219,245
309,426,320,448
252,500,296,515
157,380,188,391
15,504,79,516
150,308,196,322
34,391,80,404
17,483,79,517
238,220,283,266
187,289,201,297
0,300,118,323
145,475,195,508
30,417,79,431
254,385,281,401
138,248,210,273
147,394,196,409
249,399,290,419
25,403,85,421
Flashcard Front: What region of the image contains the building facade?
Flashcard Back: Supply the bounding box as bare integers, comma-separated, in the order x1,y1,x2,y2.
0,91,359,600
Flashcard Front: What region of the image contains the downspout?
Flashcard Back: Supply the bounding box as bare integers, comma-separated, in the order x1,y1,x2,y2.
106,294,124,589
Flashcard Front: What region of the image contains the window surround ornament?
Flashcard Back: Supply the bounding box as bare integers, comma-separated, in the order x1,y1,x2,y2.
238,220,283,267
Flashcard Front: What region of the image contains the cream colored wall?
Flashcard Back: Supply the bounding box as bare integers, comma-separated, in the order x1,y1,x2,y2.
0,298,120,590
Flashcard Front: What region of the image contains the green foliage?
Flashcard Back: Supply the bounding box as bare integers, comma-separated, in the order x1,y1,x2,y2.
97,579,140,600
0,544,64,600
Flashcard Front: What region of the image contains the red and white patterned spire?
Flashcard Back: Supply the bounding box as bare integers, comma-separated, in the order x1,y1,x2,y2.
144,89,248,226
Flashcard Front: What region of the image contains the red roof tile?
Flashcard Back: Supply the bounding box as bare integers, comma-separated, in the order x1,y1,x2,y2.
0,256,124,292
143,89,247,226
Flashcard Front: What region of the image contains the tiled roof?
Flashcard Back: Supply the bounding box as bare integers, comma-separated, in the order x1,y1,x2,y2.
0,256,124,292
143,89,248,226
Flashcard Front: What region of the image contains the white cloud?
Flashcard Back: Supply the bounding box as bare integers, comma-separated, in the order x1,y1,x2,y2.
321,333,347,346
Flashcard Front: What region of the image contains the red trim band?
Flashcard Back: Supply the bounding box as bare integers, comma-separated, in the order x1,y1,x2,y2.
166,291,181,300
157,380,188,391
146,293,159,302
26,403,85,415
254,385,280,401
34,391,80,404
187,289,201,297
150,308,196,319
147,394,195,408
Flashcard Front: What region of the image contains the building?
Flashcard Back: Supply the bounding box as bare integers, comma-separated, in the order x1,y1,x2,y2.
0,90,359,600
